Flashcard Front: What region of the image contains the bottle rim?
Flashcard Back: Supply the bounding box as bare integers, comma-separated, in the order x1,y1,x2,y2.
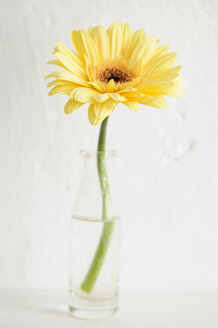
79,149,116,157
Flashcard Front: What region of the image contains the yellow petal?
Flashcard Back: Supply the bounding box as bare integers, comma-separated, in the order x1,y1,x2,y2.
129,35,157,70
54,52,88,80
139,81,173,96
71,30,84,58
88,25,109,60
138,95,167,109
146,53,178,75
88,100,118,125
107,22,122,59
144,65,181,81
48,85,73,96
70,87,99,102
153,45,170,57
47,59,65,68
47,79,76,88
80,29,99,65
160,77,184,98
124,29,145,59
88,81,105,92
71,30,98,66
157,53,178,69
106,79,116,92
47,80,77,96
64,99,84,114
121,23,132,55
93,93,109,103
56,41,84,68
45,71,89,87
138,68,182,98
119,87,138,93
109,93,126,101
121,90,144,98
137,74,179,91
88,104,97,125
123,101,140,112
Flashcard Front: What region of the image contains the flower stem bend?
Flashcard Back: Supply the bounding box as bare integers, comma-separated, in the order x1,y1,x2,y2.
80,116,114,293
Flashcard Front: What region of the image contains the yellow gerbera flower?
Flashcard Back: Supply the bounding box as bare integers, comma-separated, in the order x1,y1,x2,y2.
46,22,183,125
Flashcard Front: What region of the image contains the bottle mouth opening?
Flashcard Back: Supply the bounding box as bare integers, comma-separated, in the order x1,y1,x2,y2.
80,149,116,157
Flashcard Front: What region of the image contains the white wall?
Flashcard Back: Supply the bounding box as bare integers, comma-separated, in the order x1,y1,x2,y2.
1,0,218,290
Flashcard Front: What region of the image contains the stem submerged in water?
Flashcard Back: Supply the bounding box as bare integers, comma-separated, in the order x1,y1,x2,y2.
80,117,114,293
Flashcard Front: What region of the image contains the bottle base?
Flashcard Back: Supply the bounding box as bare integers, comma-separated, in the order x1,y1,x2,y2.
68,292,118,320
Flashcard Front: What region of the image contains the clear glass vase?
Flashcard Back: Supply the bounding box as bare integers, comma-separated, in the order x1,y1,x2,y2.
69,150,120,320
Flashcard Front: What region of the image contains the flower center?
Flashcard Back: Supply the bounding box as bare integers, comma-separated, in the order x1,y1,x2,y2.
97,66,133,84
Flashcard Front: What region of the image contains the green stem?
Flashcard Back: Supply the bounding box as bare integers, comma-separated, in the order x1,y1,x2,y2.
80,116,114,293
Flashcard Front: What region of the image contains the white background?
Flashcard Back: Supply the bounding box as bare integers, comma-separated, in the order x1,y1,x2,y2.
0,0,218,291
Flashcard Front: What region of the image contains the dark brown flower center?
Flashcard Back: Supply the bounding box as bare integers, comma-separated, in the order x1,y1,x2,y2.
97,67,133,84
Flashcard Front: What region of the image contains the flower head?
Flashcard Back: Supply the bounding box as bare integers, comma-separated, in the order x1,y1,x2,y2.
46,22,183,125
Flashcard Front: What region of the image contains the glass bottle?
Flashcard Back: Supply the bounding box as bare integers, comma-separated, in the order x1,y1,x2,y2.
69,150,120,319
